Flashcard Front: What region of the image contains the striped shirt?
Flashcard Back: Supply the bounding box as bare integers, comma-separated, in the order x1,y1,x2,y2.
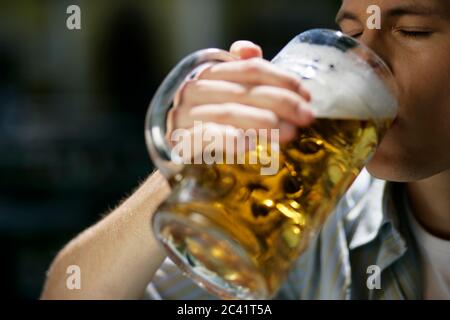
145,169,423,300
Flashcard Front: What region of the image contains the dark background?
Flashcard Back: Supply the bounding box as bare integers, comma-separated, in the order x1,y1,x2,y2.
0,0,340,299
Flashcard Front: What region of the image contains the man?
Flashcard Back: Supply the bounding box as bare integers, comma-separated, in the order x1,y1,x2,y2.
41,0,450,299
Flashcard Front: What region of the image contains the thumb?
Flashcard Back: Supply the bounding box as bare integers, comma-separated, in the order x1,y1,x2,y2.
229,40,263,60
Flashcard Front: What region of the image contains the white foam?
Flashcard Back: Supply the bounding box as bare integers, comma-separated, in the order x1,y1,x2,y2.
272,43,397,120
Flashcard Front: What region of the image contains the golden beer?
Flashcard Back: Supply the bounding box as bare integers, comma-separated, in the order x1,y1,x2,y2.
154,117,391,299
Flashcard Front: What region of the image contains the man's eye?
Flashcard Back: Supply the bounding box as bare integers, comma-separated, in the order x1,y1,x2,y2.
398,30,432,38
350,32,363,39
339,27,363,39
343,31,362,39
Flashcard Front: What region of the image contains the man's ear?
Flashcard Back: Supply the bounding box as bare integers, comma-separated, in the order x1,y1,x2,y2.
229,40,263,59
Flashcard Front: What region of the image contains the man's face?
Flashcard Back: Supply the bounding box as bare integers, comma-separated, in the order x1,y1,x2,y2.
336,0,450,182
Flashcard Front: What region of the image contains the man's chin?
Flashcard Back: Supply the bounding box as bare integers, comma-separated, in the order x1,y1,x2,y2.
366,161,401,182
366,149,433,183
365,150,412,183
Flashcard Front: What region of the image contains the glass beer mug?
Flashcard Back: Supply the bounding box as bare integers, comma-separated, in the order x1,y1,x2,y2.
145,29,398,299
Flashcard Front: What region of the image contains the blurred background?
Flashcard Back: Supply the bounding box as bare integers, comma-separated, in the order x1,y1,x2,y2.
0,0,340,299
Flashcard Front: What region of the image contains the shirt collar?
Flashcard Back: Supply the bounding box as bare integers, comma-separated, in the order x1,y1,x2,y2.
347,178,423,299
346,175,387,250
347,178,407,258
375,182,408,270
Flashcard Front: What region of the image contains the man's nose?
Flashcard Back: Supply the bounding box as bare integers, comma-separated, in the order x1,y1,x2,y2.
358,29,393,72
356,29,398,97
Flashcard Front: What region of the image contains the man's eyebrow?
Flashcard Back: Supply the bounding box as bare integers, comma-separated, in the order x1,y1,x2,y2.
335,11,359,25
386,4,442,18
336,4,444,25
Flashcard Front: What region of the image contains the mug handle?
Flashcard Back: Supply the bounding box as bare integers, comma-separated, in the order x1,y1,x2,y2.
145,49,236,179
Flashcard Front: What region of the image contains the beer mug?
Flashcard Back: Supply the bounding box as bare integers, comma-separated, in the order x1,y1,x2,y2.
145,29,398,299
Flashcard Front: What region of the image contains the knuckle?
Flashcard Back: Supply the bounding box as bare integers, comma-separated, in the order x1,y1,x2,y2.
175,103,190,115
258,110,279,128
179,79,197,101
181,79,210,104
278,93,298,109
243,58,264,74
232,85,248,99
173,105,192,128
220,103,238,121
196,65,214,79
283,75,300,90
193,79,210,92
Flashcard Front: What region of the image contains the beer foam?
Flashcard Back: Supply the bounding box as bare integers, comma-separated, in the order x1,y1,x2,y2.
272,43,397,120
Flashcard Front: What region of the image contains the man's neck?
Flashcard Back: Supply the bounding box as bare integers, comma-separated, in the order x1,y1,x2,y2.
406,169,450,240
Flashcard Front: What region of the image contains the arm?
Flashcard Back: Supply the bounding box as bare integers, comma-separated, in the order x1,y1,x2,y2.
41,40,312,300
41,171,169,299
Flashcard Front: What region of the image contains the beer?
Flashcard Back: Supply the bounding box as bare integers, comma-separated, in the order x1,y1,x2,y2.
155,117,390,299
147,30,398,300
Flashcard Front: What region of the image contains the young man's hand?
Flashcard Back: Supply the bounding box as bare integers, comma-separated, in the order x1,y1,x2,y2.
169,41,314,144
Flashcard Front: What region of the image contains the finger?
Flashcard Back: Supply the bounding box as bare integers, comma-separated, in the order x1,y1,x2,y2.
181,80,314,126
199,58,311,100
229,40,263,59
184,103,297,143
